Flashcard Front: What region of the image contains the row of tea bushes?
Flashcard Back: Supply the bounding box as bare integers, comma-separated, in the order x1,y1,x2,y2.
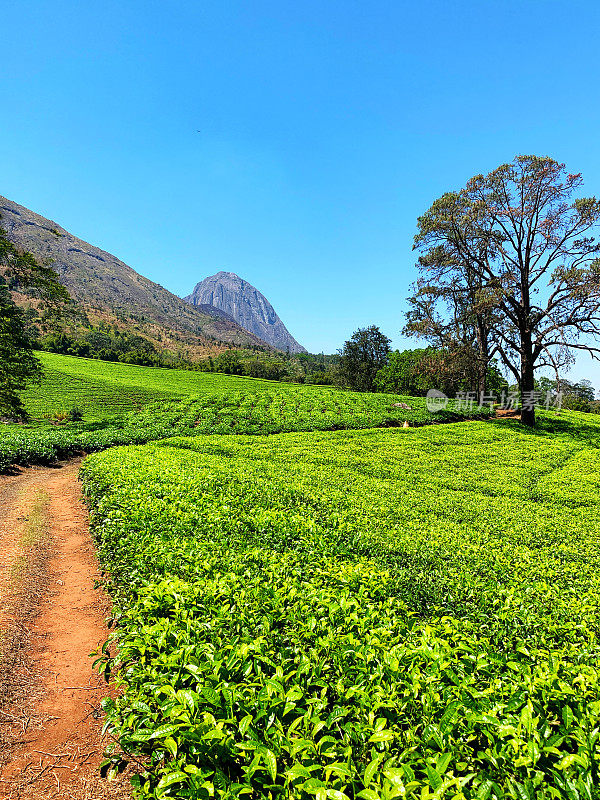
0,388,490,471
81,420,600,799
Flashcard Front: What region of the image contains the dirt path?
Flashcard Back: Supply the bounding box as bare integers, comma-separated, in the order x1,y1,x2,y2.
494,408,521,419
0,462,130,799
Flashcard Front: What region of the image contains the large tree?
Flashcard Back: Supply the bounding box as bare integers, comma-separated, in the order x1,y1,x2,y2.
408,155,600,425
338,325,391,391
0,222,68,418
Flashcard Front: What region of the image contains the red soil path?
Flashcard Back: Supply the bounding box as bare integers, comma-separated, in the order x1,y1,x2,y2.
0,462,130,799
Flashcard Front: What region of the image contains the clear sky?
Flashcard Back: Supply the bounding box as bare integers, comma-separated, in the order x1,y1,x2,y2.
2,0,600,383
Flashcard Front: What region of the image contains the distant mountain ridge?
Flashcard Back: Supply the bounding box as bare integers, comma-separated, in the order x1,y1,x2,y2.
0,195,267,353
185,271,306,353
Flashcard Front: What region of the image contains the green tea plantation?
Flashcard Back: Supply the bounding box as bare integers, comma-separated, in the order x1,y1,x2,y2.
80,413,600,800
19,352,293,420
0,354,490,471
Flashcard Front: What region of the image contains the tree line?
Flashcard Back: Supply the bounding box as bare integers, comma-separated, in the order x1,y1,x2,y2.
38,328,185,368
335,325,598,412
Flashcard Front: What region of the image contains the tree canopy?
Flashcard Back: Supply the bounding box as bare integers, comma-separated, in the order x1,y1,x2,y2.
0,283,43,418
339,325,391,391
375,347,506,397
407,155,600,425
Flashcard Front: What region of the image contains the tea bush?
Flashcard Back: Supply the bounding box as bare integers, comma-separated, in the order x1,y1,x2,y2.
0,386,490,471
20,352,286,420
81,418,600,799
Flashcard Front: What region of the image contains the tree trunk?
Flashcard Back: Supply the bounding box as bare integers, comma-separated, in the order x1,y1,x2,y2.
520,334,536,427
477,368,487,399
475,314,488,398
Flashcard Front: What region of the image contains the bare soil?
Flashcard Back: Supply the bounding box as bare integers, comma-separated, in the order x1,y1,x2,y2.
0,462,130,799
494,408,521,419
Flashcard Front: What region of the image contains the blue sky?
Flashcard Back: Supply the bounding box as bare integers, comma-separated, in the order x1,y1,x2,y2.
2,0,600,382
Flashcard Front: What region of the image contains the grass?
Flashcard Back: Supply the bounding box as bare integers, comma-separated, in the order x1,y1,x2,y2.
80,413,600,799
9,490,50,586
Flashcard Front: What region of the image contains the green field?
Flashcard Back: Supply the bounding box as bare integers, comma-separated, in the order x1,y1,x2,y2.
21,352,290,419
7,352,599,797
81,414,600,799
1,353,491,471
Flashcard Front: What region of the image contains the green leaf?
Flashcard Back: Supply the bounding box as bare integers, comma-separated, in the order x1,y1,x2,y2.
425,765,442,790
239,715,253,735
287,763,312,780
357,790,380,800
163,736,178,758
263,748,277,782
436,753,452,774
201,687,220,706
148,724,182,740
364,755,382,786
156,771,188,794
369,731,395,743
477,781,494,800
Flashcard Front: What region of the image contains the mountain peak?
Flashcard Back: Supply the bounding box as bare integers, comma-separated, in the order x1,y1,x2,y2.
185,272,306,353
0,195,267,353
212,270,240,280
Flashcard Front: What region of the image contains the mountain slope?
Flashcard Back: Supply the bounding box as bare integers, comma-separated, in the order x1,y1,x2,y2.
0,195,268,353
185,271,306,353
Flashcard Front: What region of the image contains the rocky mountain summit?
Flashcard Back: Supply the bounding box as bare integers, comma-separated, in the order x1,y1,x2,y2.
185,271,306,353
